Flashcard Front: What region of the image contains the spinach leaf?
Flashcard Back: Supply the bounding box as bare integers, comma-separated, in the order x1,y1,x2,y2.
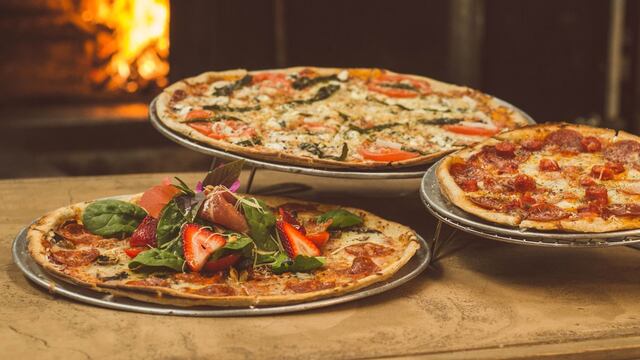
418,117,461,125
270,253,325,274
82,200,147,237
224,234,253,250
213,75,253,96
202,104,260,112
182,114,241,123
202,159,245,188
317,209,363,229
128,248,184,272
155,199,185,248
299,142,348,161
291,74,338,90
292,84,340,104
241,198,278,251
348,122,401,134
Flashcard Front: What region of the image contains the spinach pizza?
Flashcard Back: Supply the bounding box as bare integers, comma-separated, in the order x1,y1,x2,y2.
156,67,531,169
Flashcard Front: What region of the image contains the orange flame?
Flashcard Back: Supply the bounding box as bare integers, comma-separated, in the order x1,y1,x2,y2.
83,0,169,92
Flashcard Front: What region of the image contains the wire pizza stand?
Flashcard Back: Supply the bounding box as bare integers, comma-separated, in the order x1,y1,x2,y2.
148,97,536,194
12,222,431,316
420,160,640,259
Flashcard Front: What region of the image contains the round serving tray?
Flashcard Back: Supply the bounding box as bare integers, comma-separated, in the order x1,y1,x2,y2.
148,97,535,180
420,159,640,247
12,225,431,316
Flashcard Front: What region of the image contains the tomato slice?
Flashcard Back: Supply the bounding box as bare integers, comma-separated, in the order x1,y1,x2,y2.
306,231,330,248
252,72,292,92
189,122,213,136
203,253,242,272
186,109,213,121
368,74,431,98
357,143,420,162
442,124,499,137
125,247,145,259
139,184,181,218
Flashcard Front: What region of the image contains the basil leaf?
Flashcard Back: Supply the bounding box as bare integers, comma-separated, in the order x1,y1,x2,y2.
155,199,185,247
82,200,147,237
317,209,363,229
241,198,278,251
202,160,244,188
270,254,325,274
128,248,184,272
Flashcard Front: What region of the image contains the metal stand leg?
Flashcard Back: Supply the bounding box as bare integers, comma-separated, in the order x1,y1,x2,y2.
245,167,257,194
209,157,220,171
431,219,460,261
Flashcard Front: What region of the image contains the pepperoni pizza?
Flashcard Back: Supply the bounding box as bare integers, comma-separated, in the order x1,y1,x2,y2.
437,123,640,232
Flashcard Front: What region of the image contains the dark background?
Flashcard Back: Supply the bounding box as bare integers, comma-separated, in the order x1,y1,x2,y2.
1,0,639,179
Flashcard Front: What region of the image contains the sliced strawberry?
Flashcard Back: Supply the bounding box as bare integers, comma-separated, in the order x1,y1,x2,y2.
130,215,158,248
125,247,145,258
307,231,330,248
278,207,305,234
203,253,242,272
182,224,227,272
276,220,321,258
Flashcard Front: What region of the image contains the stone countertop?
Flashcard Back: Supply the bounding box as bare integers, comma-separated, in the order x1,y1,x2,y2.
3,171,640,359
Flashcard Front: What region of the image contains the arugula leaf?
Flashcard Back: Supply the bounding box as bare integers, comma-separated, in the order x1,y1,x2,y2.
270,253,325,274
82,200,147,237
128,248,184,272
241,198,278,251
202,160,244,188
172,177,195,196
317,209,363,229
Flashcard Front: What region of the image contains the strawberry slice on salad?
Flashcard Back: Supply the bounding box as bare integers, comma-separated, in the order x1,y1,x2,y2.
129,215,158,248
182,224,227,272
276,220,321,258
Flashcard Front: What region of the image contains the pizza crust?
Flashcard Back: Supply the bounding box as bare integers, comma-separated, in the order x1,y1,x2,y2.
437,122,640,233
27,194,420,307
155,66,531,170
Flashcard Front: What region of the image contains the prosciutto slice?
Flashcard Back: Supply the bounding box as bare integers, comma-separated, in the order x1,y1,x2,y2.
198,187,249,233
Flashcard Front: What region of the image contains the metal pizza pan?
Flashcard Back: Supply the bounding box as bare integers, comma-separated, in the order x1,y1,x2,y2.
148,96,535,180
420,160,640,247
13,223,430,317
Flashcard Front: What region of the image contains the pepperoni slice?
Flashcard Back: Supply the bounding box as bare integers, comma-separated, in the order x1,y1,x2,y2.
579,176,597,187
580,136,602,152
191,284,236,296
603,140,640,164
50,248,100,266
469,196,508,211
544,129,584,153
539,158,560,172
578,203,604,217
521,139,544,151
56,222,105,245
345,243,394,257
603,204,640,218
450,161,480,191
495,142,516,158
606,162,625,174
470,146,520,174
525,203,569,221
585,185,608,206
285,280,336,293
590,165,614,180
348,256,379,275
513,174,536,192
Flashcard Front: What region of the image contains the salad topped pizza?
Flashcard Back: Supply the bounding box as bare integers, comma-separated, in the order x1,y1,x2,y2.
156,67,531,169
27,161,419,306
